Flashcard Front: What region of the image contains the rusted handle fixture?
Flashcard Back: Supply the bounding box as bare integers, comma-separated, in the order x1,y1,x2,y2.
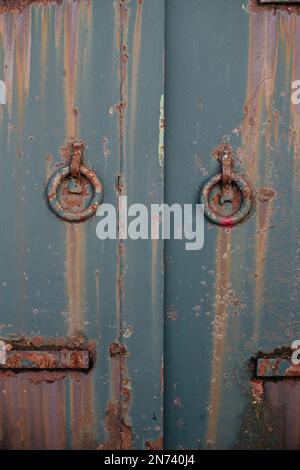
46,141,103,222
200,148,252,227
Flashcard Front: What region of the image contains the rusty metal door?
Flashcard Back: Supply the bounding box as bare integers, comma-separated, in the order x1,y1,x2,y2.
2,0,300,452
165,0,300,450
0,0,164,449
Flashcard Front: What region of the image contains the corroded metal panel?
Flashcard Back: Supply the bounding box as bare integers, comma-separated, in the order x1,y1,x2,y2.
0,0,164,450
165,0,300,450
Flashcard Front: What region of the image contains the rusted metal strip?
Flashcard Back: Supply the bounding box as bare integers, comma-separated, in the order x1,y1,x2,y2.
260,1,300,3
0,349,90,370
256,358,300,378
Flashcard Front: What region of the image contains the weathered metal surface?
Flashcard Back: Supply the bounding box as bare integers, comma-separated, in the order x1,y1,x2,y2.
165,0,300,450
0,0,164,450
6,0,300,451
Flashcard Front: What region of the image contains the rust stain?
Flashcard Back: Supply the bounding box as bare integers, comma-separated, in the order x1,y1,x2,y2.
129,0,143,180
285,364,300,376
61,2,89,340
65,224,86,335
115,0,129,339
290,15,300,191
63,1,95,430
265,381,300,449
242,7,278,180
0,338,97,449
0,374,66,449
241,5,299,340
254,187,275,335
27,371,67,384
70,373,96,449
98,343,133,450
80,0,92,88
44,152,54,179
17,7,32,120
206,231,232,448
1,15,15,118
54,0,63,52
145,436,163,450
40,5,49,100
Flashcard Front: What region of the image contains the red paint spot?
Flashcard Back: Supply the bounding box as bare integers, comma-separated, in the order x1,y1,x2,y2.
222,218,234,227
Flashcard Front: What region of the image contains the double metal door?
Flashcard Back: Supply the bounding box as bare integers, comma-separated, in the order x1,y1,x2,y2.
0,0,299,450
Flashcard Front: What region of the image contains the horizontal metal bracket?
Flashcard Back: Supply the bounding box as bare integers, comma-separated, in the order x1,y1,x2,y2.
0,338,93,371
260,1,300,3
256,357,300,378
0,349,90,370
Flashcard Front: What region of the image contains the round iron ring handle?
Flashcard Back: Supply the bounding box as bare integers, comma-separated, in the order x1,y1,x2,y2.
200,173,252,226
47,164,103,223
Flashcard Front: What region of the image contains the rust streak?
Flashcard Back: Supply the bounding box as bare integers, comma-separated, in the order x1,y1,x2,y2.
206,231,232,448
129,0,143,180
254,187,275,335
98,343,133,450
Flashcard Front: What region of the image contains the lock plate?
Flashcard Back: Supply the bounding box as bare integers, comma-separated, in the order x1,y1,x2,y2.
0,338,92,370
259,1,300,3
0,349,91,370
256,358,300,378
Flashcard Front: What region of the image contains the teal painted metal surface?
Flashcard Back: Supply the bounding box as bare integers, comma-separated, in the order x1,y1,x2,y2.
0,0,164,449
165,0,300,450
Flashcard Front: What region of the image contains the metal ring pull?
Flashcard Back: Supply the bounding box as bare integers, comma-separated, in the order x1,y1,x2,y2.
46,141,103,223
200,145,252,227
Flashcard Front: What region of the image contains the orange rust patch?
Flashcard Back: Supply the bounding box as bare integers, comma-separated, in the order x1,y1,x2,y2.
254,186,276,335
0,0,62,14
251,379,264,404
145,436,163,450
212,142,233,162
98,401,133,450
257,186,276,202
206,231,232,447
27,371,67,384
285,364,300,376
